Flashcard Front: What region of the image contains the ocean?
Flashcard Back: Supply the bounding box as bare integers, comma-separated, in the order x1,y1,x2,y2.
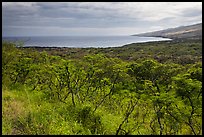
2,36,171,48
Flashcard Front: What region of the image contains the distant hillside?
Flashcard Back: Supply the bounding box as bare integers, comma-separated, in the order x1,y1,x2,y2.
133,23,202,40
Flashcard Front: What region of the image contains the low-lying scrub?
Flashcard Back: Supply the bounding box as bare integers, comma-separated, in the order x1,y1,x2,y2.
2,41,202,135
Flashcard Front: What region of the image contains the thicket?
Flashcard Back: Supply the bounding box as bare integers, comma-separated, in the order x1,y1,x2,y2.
25,40,202,65
2,41,202,135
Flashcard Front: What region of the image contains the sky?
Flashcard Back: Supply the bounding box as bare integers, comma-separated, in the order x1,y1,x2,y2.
2,2,202,36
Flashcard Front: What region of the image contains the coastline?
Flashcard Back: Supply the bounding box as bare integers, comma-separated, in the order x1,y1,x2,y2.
3,35,172,49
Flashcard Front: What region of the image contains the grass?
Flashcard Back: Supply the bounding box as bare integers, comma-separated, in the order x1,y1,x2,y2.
3,86,197,135
2,86,123,135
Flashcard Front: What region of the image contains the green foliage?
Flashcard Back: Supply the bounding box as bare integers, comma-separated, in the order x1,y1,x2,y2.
32,40,202,65
2,41,202,135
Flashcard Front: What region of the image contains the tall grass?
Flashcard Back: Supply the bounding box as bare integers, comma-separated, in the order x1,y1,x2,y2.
2,86,122,135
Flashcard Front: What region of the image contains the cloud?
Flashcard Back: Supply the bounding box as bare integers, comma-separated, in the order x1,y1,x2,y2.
2,2,202,36
181,8,202,17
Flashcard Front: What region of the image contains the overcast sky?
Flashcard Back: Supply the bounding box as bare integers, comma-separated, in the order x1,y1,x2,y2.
2,2,202,36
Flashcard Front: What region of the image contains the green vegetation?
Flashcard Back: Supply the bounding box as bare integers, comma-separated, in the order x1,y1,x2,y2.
25,39,202,65
2,40,202,135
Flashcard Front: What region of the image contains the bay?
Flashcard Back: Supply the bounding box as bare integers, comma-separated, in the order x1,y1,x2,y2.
2,36,171,48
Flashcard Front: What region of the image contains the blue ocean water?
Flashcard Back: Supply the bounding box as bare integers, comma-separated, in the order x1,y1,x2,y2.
2,36,171,48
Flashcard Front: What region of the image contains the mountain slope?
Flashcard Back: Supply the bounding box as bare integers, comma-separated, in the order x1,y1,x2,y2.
133,23,202,40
